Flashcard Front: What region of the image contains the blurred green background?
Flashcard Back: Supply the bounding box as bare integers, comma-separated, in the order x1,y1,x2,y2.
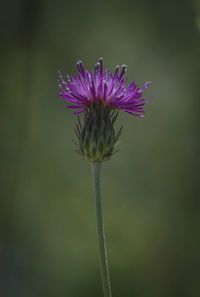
1,0,200,296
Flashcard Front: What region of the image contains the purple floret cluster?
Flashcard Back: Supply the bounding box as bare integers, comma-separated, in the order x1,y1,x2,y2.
58,58,152,117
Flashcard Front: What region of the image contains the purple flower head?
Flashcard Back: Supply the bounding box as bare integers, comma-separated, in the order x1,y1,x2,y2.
58,58,152,117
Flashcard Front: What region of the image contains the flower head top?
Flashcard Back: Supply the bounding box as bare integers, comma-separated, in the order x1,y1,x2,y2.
58,58,152,117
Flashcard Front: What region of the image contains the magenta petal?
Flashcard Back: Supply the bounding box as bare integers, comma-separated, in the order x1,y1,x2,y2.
66,105,83,109
57,58,152,118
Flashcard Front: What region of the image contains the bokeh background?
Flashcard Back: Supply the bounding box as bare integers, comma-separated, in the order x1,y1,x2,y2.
1,0,200,296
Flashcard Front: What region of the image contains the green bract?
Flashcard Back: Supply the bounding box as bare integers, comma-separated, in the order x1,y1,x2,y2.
74,103,122,162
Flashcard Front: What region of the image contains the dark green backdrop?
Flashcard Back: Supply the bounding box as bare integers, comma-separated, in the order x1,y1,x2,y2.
1,0,200,296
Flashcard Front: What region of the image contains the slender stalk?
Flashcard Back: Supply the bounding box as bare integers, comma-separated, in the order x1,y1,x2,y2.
91,162,112,297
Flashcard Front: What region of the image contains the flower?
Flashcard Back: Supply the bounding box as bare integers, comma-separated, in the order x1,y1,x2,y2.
58,58,152,117
57,58,152,162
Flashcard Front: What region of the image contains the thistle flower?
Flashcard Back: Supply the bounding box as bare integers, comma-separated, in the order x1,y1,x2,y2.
58,58,151,117
57,59,152,297
58,58,152,163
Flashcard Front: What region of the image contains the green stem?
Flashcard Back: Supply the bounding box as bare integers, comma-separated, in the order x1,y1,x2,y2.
91,162,112,297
